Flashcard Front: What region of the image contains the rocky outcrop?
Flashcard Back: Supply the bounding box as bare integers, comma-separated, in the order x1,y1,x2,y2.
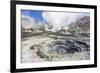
68,16,90,35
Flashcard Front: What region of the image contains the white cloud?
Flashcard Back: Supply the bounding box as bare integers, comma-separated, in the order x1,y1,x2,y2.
21,15,36,29
22,15,45,30
42,12,87,32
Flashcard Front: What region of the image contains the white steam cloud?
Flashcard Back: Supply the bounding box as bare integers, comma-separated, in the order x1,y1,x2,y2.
42,12,83,32
21,11,89,32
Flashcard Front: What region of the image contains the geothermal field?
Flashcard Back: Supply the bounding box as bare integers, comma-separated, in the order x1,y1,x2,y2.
21,32,90,63
21,10,90,63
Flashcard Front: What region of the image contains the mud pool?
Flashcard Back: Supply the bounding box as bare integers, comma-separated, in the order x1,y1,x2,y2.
21,34,90,63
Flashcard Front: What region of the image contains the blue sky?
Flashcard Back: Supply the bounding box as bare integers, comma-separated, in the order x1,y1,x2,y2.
21,10,44,22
